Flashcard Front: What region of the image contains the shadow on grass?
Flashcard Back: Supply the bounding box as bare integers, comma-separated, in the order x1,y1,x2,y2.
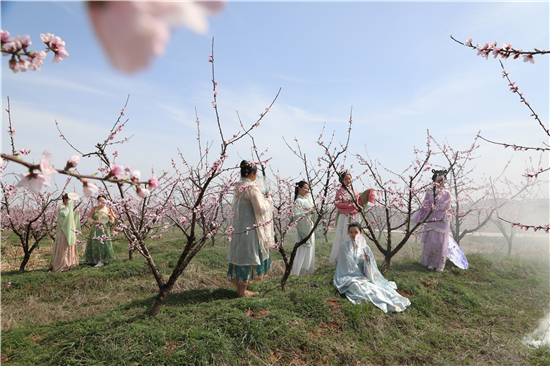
388,260,428,273
119,287,238,314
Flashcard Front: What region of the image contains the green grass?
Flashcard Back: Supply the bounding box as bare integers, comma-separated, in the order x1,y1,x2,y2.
1,231,549,365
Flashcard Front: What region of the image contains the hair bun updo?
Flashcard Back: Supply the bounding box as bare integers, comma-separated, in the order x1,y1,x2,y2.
240,160,258,178
431,169,448,182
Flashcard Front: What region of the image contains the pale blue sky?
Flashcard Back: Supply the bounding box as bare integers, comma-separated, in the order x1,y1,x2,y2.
1,1,549,193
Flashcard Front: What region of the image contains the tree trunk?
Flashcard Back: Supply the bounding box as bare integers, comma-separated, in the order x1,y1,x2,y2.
19,251,31,272
211,236,216,247
507,231,515,256
280,266,292,291
149,284,172,316
383,253,392,272
128,249,134,260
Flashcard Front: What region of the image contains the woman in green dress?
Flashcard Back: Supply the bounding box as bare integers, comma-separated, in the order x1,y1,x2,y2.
85,195,116,267
227,160,275,297
49,193,80,272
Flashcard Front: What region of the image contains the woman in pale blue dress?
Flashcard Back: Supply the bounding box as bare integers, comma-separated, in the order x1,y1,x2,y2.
334,222,410,313
292,181,316,277
227,161,274,297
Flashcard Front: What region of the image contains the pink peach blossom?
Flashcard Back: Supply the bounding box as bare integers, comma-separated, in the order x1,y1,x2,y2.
108,163,126,179
88,1,225,73
147,175,160,189
522,54,535,64
39,150,58,186
1,30,11,44
65,155,80,170
40,33,54,44
136,186,150,198
130,170,141,182
16,172,46,193
82,179,99,198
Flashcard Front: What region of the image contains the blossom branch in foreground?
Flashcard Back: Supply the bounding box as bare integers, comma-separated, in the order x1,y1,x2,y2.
498,60,549,137
1,30,69,73
450,35,548,62
499,217,550,234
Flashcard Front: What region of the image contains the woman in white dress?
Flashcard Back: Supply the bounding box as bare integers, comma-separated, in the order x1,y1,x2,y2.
292,181,316,277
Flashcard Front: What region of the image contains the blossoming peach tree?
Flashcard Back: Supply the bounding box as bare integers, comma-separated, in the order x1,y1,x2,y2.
452,35,549,233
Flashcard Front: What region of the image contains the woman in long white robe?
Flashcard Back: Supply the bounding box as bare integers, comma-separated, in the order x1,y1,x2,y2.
292,181,316,277
334,222,411,313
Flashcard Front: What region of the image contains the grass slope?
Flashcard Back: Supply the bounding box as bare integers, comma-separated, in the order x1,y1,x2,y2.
1,233,549,365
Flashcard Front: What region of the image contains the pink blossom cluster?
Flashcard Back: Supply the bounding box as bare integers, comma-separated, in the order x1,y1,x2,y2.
1,30,68,73
463,37,536,63
15,149,31,156
40,33,69,64
510,222,550,233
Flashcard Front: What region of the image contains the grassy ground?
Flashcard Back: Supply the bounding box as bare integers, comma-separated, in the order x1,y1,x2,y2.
1,231,549,365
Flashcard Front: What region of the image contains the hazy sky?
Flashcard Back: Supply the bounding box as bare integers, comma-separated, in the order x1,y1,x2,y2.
2,1,549,195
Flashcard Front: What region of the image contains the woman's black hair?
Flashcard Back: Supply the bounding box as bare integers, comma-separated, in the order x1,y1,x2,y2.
348,221,363,233
61,193,69,201
97,195,106,201
338,170,351,185
240,160,258,178
431,169,448,182
294,181,308,201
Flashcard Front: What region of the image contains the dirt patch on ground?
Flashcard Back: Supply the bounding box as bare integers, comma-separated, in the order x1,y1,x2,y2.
28,334,46,342
396,289,414,299
245,309,271,318
1,354,9,363
420,278,439,291
326,298,343,314
309,321,342,336
164,339,180,357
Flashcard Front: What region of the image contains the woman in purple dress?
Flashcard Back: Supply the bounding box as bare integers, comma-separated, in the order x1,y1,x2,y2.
414,169,452,272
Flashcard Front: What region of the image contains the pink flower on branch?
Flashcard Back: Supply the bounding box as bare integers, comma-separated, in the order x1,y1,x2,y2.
147,175,160,189
107,163,126,179
82,179,99,198
39,150,57,186
130,170,141,183
522,54,535,64
87,1,225,73
15,172,45,193
64,155,80,170
136,186,150,198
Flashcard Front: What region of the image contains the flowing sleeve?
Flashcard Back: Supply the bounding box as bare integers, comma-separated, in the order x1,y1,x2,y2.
246,185,268,216
294,197,314,243
335,188,361,214
438,190,452,211
59,200,77,246
412,191,433,224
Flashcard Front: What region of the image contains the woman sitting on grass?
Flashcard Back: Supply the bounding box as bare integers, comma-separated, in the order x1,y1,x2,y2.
333,222,410,313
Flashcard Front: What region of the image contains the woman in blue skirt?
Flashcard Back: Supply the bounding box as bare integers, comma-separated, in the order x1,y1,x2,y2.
227,160,275,297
